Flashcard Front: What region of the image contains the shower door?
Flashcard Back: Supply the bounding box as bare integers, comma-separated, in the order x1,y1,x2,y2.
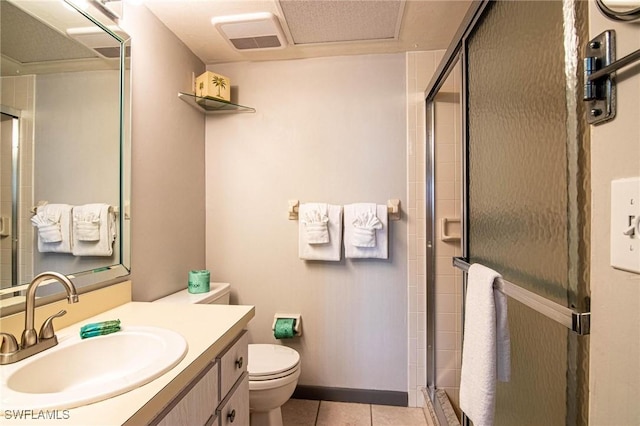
464,0,590,424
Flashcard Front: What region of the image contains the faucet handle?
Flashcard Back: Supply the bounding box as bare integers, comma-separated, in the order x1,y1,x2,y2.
0,333,19,354
39,310,67,340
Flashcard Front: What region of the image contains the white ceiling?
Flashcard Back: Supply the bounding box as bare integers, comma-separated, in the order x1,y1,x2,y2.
141,0,473,64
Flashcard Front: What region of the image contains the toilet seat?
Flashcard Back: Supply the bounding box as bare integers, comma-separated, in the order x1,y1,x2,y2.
248,344,300,382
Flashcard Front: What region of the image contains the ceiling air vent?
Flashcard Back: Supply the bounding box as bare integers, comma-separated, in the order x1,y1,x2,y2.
211,12,287,51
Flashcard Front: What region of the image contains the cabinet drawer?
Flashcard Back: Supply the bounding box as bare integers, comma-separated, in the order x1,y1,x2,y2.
156,361,219,426
217,330,248,399
216,372,249,426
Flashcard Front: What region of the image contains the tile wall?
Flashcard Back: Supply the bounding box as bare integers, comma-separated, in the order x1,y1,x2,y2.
432,62,463,413
406,51,463,412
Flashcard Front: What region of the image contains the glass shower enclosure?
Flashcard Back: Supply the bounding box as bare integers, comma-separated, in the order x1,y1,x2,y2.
425,1,591,424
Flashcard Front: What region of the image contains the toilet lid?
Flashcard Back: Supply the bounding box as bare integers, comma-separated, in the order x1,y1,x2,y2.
248,344,300,379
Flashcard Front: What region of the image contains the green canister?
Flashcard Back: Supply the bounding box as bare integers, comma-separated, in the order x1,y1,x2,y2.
188,270,210,294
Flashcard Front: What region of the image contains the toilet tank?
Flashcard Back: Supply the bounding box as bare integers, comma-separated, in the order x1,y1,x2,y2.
153,283,231,305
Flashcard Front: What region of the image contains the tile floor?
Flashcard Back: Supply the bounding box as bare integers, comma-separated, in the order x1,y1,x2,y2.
281,399,437,426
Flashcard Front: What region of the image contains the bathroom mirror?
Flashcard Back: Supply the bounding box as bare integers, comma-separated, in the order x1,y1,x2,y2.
0,0,130,315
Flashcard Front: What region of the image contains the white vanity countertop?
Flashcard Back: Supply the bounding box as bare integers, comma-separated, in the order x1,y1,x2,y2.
1,302,255,425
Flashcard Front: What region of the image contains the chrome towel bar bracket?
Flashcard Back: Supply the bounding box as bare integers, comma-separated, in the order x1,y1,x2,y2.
584,30,640,125
453,257,591,335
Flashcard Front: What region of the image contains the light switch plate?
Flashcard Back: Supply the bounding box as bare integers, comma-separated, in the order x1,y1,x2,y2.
611,177,640,274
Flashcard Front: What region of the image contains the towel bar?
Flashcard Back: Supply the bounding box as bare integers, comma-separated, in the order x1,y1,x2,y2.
31,202,119,215
288,199,401,221
453,257,591,335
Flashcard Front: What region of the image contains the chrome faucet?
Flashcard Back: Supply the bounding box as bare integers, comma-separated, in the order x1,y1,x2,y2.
0,272,79,365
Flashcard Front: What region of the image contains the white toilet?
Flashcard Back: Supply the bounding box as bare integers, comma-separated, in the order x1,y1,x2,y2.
154,284,301,426
247,343,300,426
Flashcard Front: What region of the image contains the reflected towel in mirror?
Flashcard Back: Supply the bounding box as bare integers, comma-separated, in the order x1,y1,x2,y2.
31,204,73,253
72,204,116,256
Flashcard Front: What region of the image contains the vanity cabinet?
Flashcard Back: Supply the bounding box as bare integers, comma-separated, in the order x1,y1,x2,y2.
155,361,219,426
152,330,249,426
216,331,249,425
217,373,249,426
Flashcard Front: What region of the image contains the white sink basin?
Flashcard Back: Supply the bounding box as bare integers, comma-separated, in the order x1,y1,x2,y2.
1,326,187,411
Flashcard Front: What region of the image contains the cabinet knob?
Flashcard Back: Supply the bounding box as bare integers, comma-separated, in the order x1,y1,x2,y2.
227,409,236,423
235,356,243,369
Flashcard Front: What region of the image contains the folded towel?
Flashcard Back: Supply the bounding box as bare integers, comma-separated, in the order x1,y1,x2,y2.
298,203,343,261
460,263,511,426
73,206,101,241
31,204,73,253
300,203,330,244
344,204,388,259
31,219,62,243
72,204,116,256
351,207,383,247
80,319,121,339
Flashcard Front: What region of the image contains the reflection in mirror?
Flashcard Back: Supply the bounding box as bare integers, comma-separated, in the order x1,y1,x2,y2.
0,0,130,315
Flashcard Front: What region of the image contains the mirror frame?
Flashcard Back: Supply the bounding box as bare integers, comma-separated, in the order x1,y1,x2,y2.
0,0,131,316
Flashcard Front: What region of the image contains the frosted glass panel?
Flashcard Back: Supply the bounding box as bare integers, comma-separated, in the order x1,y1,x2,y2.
468,0,570,305
466,0,589,424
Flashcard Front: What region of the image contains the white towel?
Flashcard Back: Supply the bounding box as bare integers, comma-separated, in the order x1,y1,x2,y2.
72,204,116,256
343,204,388,259
351,207,382,247
31,204,73,253
459,263,511,426
300,203,330,244
298,203,342,261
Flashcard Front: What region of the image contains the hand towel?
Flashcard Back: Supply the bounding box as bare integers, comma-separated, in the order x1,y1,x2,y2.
73,205,101,241
351,207,383,247
31,204,73,253
298,203,343,261
343,204,388,259
459,263,511,426
300,203,330,244
72,203,116,256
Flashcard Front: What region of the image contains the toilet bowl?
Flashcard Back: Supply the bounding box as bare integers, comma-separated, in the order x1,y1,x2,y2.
248,344,301,426
154,285,301,426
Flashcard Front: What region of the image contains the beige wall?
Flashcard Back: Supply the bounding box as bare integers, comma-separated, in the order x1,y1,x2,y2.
205,55,408,394
119,3,206,302
588,4,640,424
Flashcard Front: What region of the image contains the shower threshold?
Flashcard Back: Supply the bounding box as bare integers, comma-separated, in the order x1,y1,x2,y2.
422,387,460,426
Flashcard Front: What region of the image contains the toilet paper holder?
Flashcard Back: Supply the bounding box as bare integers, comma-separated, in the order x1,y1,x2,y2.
272,313,302,337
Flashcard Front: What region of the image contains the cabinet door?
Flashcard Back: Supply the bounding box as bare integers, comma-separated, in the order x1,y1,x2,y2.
217,330,248,399
217,372,249,426
156,362,219,426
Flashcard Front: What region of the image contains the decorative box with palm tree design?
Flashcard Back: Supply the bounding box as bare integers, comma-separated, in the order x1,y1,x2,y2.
195,71,230,102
